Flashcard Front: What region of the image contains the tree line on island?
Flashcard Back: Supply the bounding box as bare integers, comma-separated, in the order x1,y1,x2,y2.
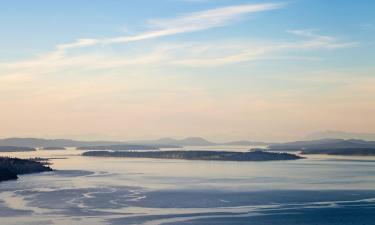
82,150,303,161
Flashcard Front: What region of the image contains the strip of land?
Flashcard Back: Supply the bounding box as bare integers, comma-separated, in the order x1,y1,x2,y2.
300,148,375,156
0,146,36,152
82,150,303,161
268,139,375,156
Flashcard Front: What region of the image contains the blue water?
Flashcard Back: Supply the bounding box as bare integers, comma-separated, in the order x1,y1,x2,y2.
0,148,375,225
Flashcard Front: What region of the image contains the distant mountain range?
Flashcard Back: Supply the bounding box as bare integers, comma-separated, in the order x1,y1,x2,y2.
77,145,159,151
306,131,375,141
140,137,214,146
136,137,269,147
0,137,269,148
0,138,126,148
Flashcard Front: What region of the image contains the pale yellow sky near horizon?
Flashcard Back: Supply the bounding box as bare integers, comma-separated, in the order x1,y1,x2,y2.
1,69,374,142
1,2,374,142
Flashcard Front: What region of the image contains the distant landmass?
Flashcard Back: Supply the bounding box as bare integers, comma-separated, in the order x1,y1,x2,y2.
0,138,125,148
41,147,66,150
268,139,375,156
135,137,269,146
3,137,375,156
0,157,52,182
0,137,268,149
221,140,269,146
82,150,303,161
0,146,36,152
147,137,214,146
301,148,375,156
77,144,159,151
306,131,375,141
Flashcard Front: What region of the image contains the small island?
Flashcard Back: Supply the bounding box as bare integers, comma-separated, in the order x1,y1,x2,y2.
41,147,66,150
82,150,303,161
0,157,52,182
0,146,36,152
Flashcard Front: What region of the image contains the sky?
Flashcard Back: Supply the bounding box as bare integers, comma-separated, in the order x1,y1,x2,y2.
0,0,374,142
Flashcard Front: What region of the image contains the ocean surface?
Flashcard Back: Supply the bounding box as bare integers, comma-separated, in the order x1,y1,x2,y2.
1,146,375,225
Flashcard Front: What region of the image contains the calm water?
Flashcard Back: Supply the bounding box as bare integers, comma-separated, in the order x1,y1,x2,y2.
1,146,375,225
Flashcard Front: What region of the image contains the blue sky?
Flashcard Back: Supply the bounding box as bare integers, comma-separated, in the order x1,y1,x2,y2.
1,0,374,58
0,0,374,141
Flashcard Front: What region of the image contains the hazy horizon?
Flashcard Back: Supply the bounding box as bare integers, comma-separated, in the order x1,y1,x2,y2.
2,129,375,143
1,0,374,142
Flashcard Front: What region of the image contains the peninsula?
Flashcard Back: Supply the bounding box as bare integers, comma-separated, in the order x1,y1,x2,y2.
0,157,52,182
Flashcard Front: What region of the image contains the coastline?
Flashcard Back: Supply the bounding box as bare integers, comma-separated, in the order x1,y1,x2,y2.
0,157,52,182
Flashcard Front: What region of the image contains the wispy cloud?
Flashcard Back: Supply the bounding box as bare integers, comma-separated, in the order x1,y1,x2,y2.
0,4,356,77
0,2,285,76
288,29,358,49
53,3,283,55
148,3,283,29
0,30,356,77
168,30,357,66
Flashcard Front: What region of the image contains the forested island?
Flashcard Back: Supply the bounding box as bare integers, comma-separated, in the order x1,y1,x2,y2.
82,150,303,161
0,157,52,182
